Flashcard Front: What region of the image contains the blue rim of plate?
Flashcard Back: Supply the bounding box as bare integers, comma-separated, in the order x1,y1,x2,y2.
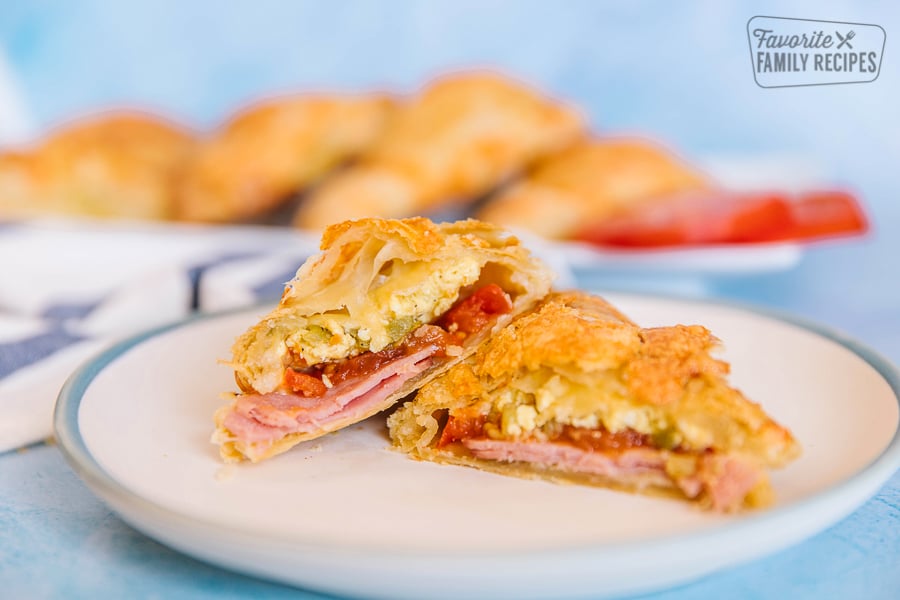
53,292,900,559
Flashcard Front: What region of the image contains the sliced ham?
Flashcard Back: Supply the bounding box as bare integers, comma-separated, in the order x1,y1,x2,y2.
463,438,670,487
223,346,436,445
462,437,763,510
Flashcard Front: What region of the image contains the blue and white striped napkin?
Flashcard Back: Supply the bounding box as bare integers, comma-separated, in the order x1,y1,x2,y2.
0,219,320,452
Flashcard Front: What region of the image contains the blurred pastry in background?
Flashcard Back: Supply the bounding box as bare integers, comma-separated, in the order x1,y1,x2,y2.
0,112,195,220
476,138,708,239
175,95,395,222
294,73,585,229
0,151,39,217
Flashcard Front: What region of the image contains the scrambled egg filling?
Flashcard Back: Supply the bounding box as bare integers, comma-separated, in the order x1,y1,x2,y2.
477,367,747,453
233,255,483,394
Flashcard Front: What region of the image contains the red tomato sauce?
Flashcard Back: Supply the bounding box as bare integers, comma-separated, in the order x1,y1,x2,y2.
437,415,652,452
438,284,513,337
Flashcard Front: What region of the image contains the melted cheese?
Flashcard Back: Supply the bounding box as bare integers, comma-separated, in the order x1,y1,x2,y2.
484,367,682,448
233,255,481,393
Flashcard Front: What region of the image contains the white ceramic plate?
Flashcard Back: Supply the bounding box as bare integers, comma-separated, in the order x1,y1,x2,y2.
54,293,900,600
551,238,802,274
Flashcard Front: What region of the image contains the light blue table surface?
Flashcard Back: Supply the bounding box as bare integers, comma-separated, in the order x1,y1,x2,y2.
1,1,899,598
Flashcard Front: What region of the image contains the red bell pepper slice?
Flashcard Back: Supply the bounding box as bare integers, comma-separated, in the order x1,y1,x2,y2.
574,190,867,248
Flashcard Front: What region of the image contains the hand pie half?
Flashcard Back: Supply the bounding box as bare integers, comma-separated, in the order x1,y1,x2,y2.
214,217,554,462
389,292,800,511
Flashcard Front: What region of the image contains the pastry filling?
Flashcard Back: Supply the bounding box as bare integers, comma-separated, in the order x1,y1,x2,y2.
433,410,764,511
222,285,513,452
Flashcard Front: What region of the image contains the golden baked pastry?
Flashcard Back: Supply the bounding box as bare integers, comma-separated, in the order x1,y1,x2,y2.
389,291,800,511
477,139,709,239
213,217,554,462
175,95,395,222
28,113,195,219
294,73,585,229
0,152,41,217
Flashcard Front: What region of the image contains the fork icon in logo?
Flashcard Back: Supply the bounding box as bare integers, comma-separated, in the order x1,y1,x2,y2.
836,30,856,49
